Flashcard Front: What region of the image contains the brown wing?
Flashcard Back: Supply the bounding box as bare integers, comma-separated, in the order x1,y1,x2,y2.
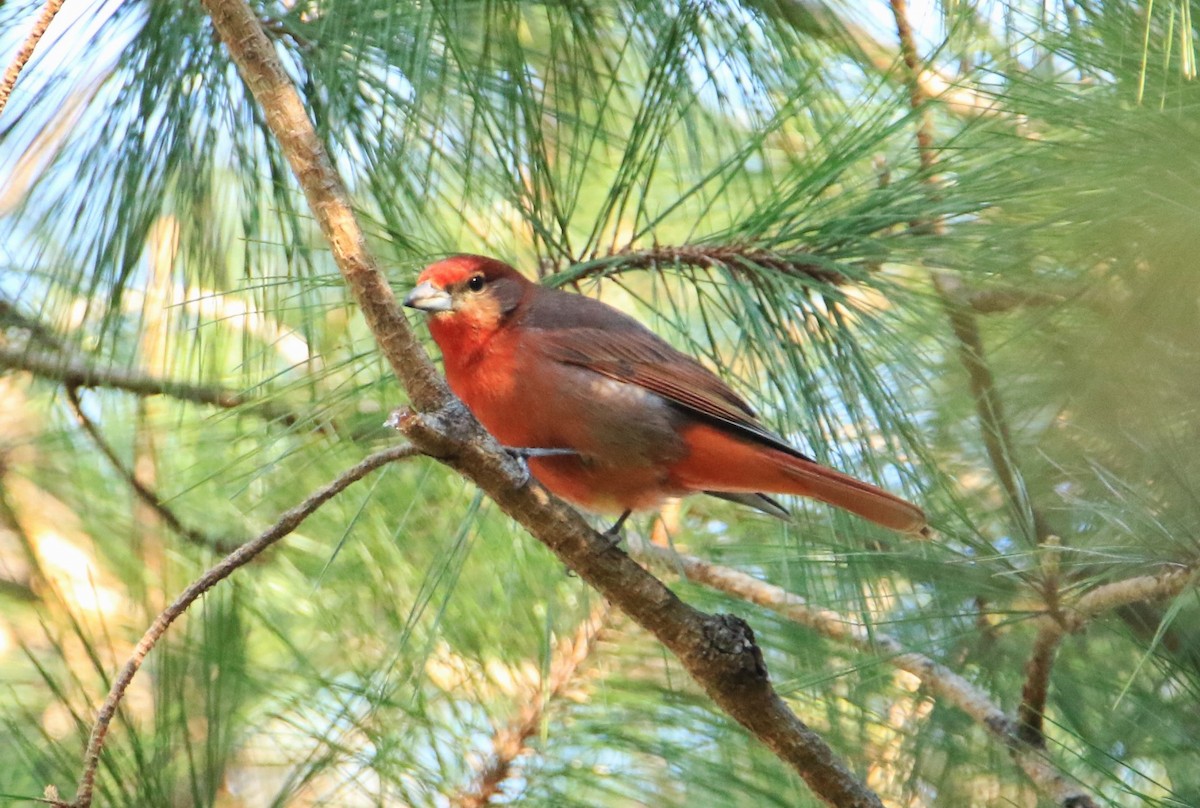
532,320,811,461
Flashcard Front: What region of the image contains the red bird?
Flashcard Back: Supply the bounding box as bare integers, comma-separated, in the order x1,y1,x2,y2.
404,254,927,535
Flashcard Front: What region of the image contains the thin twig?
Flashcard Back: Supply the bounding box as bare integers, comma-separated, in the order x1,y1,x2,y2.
0,299,68,350
940,251,1064,741
889,0,1051,542
64,443,422,808
452,603,611,807
65,385,237,553
0,0,66,119
642,545,1100,808
0,344,313,428
199,0,885,804
604,244,848,285
1017,624,1061,747
889,0,939,177
935,275,1054,542
966,287,1068,314
1020,561,1199,744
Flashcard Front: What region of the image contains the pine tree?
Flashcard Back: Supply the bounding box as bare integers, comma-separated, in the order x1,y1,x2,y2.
1,1,1198,805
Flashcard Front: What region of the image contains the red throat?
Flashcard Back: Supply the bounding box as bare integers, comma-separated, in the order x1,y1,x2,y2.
427,312,492,365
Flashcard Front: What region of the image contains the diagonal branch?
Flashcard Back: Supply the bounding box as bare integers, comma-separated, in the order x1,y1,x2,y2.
748,0,1011,124
64,385,238,553
934,275,1054,542
0,299,68,350
452,603,611,807
190,1,884,805
63,443,423,808
887,0,1052,543
0,344,312,428
642,545,1099,808
0,0,66,118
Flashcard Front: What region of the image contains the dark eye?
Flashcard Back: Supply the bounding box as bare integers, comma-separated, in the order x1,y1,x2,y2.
467,274,486,292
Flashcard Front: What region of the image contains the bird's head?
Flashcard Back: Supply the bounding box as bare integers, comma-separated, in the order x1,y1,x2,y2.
404,254,533,349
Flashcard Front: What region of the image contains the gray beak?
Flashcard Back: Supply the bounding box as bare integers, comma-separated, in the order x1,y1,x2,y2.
403,281,453,313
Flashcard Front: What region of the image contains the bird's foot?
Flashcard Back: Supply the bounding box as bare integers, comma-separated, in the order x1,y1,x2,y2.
502,447,579,486
563,513,632,577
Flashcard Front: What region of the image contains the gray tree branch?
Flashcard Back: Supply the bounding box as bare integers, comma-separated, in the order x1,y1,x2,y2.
1020,562,1199,744
887,0,1068,765
0,344,311,427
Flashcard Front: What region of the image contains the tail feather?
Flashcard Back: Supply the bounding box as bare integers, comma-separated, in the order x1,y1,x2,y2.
672,423,928,535
777,457,928,535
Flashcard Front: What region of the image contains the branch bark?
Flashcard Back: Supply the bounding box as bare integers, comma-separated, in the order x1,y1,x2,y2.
0,344,310,427
0,0,66,118
933,274,1054,542
1069,565,1198,622
888,0,1080,793
1019,562,1198,747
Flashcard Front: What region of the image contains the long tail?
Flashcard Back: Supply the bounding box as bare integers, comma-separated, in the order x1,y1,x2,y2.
671,423,928,536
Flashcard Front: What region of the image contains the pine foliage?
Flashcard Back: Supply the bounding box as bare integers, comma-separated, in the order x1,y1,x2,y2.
1,1,1198,805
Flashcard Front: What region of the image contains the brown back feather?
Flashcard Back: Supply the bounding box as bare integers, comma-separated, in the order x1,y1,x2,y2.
519,287,811,460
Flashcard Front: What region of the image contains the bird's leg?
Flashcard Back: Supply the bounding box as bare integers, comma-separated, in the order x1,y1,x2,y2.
498,446,629,547
503,447,580,460
603,510,632,543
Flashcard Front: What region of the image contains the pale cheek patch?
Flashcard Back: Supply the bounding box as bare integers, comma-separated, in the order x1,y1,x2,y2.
455,295,504,332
